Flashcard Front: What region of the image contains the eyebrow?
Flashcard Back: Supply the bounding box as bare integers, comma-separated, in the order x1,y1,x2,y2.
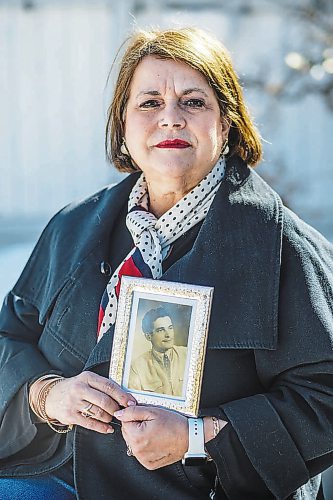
136,87,209,99
155,324,173,331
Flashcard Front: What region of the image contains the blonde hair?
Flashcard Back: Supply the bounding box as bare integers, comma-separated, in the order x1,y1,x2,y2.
106,27,262,173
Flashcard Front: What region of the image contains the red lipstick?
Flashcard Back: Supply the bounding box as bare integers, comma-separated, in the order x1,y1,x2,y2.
155,139,190,148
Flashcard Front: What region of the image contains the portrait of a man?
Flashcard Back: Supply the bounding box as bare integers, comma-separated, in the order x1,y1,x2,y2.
128,306,188,397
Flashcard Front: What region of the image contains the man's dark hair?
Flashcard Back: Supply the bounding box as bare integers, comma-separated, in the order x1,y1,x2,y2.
142,307,171,335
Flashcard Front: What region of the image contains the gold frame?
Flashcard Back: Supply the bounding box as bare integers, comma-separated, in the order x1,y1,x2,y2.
109,276,213,417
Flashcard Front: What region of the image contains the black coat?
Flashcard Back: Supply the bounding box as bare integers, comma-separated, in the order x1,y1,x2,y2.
1,156,333,499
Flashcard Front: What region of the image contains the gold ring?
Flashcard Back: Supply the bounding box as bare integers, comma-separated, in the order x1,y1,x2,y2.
81,402,95,418
126,445,133,457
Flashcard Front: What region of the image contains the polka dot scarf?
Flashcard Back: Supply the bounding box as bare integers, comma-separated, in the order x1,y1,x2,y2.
97,158,225,342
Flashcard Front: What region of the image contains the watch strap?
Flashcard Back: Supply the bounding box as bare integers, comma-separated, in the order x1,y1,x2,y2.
187,418,206,455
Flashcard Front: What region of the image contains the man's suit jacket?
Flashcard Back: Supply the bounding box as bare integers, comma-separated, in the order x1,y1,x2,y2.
129,345,187,396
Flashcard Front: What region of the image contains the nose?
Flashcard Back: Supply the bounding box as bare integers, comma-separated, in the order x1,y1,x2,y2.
158,102,186,129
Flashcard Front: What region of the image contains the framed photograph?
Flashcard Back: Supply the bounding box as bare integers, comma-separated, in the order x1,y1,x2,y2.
109,276,213,417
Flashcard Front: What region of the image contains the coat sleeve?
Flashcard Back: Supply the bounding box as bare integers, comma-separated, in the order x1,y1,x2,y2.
0,291,64,462
0,211,68,462
206,221,333,499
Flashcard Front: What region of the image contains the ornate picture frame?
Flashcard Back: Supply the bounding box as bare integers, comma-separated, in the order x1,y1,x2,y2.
109,276,213,417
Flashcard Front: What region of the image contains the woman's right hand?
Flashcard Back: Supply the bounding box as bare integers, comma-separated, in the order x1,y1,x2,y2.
30,371,137,434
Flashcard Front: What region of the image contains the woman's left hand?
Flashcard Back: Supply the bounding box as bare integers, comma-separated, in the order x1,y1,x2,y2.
114,406,188,470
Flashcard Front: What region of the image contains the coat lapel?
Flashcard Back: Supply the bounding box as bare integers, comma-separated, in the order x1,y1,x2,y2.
161,156,283,349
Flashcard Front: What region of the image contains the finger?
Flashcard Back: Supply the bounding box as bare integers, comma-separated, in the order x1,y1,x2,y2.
114,405,155,422
80,387,121,416
79,401,113,424
75,412,114,434
84,372,137,407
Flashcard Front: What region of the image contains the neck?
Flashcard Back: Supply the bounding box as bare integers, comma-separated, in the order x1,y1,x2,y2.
146,178,193,218
153,347,172,355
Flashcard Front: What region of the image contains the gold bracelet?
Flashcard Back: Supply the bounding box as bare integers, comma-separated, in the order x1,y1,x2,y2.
38,378,73,434
29,375,73,434
29,375,63,420
36,378,64,421
206,416,221,462
211,416,220,438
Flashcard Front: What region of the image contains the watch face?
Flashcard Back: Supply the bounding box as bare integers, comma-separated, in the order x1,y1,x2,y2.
182,456,208,466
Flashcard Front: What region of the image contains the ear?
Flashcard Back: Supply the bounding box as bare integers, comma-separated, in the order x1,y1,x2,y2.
145,333,152,342
221,116,231,138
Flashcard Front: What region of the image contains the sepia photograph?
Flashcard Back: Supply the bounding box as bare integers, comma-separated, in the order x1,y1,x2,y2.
125,299,191,398
109,276,213,416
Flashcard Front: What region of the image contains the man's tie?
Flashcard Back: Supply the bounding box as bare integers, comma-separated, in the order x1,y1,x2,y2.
163,353,171,378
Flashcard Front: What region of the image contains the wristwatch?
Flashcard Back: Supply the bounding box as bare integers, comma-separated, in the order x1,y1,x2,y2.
182,418,208,466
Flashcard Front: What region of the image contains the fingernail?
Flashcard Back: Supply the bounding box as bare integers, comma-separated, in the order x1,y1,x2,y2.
127,400,136,406
107,427,114,434
114,409,124,417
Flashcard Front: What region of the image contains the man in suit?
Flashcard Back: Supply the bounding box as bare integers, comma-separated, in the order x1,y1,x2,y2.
128,307,187,397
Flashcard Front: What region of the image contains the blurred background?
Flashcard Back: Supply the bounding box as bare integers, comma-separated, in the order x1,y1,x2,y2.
0,0,333,490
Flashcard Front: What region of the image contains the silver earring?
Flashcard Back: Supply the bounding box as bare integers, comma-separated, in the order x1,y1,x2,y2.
221,139,229,156
120,138,129,156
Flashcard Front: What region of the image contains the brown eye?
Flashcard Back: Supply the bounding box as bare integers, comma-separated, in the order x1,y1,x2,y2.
183,98,205,108
139,100,161,108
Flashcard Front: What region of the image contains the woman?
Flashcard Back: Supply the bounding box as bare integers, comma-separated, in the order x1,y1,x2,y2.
0,27,333,500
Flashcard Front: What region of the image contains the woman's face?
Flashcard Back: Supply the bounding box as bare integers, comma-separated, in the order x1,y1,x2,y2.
124,56,229,188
